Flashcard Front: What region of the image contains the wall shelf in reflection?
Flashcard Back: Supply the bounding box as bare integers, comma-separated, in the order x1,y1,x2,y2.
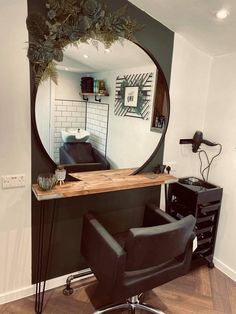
80,92,109,102
150,127,164,134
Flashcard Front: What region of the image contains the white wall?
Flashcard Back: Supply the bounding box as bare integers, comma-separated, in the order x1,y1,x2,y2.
36,79,52,155
0,0,31,297
36,71,86,163
55,70,81,100
164,34,236,281
203,53,236,280
164,34,212,177
92,65,160,168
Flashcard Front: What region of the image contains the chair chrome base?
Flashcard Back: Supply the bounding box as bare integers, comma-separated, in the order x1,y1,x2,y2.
94,295,165,314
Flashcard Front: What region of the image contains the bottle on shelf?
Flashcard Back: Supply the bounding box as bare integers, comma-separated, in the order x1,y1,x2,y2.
93,79,100,94
81,76,94,93
99,80,106,94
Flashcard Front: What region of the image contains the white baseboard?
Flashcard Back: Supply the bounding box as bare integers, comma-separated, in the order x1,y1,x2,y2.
0,268,92,305
214,257,236,282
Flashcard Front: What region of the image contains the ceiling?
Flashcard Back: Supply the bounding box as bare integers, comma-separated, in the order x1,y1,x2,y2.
57,39,154,73
129,0,236,56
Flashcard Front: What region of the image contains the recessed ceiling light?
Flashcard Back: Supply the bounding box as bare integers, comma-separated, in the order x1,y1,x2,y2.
215,8,229,20
65,67,69,71
104,49,110,53
83,54,89,59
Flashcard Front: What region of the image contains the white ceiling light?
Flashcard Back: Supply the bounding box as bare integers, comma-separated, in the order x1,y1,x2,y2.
83,54,89,59
215,8,229,20
104,49,110,53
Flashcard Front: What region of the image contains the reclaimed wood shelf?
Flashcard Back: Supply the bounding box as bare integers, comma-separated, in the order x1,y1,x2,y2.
80,92,109,96
32,168,177,201
150,127,163,133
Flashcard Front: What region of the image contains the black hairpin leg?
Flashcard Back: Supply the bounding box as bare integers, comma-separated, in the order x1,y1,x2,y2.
35,200,57,314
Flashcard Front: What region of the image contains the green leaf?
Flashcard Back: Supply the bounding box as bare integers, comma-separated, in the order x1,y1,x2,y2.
44,62,58,85
53,48,63,62
27,0,142,85
26,13,49,41
81,0,101,17
47,0,79,19
27,42,54,64
48,9,56,20
40,62,58,85
78,16,92,33
114,4,128,18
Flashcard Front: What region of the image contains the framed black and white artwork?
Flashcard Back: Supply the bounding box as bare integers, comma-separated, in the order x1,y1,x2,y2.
115,72,154,120
124,86,139,107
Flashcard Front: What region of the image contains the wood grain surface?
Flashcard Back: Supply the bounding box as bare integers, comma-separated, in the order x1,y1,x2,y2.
32,169,177,201
0,266,235,314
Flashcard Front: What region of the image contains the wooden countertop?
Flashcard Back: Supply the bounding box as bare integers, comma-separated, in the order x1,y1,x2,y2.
32,168,177,201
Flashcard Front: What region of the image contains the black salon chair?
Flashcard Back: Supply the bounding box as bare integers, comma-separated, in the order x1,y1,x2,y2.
81,204,196,314
60,142,110,172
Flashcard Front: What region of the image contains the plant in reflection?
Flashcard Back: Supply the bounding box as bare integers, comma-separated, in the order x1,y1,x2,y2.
26,0,141,86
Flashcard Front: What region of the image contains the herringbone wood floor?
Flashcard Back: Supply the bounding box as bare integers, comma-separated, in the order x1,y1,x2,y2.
0,265,235,314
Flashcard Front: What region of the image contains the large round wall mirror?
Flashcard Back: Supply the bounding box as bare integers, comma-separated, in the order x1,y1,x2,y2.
35,38,169,172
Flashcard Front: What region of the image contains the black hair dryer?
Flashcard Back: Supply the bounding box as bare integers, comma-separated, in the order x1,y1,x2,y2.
179,131,218,153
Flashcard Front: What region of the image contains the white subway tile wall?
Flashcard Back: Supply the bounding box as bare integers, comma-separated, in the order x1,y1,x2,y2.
53,100,86,163
86,102,108,156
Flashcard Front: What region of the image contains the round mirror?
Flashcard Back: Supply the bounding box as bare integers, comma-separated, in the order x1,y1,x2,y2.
35,39,169,171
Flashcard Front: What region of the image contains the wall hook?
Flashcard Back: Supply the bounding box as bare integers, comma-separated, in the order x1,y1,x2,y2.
95,95,101,102
82,95,89,101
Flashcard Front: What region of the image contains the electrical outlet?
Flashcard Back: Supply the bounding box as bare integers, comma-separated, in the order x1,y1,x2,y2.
2,174,26,189
165,161,177,173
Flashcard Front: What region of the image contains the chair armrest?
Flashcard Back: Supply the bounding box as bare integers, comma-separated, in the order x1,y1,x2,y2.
143,203,176,227
81,213,126,290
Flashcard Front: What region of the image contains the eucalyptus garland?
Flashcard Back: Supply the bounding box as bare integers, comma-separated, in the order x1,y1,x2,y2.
26,0,141,86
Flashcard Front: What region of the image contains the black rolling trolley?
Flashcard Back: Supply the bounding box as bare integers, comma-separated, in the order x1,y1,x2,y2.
166,177,223,268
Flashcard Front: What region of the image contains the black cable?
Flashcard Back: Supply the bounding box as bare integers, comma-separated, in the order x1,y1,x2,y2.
198,149,209,181
198,150,203,181
197,144,222,182
201,145,220,181
201,150,210,181
201,144,222,182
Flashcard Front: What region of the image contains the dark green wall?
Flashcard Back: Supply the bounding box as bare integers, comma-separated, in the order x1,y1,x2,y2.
28,0,174,282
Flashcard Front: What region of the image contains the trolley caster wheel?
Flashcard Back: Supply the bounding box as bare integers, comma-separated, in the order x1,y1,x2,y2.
208,261,214,269
63,287,74,296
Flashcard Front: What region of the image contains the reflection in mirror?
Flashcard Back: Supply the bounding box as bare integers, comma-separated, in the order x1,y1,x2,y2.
35,39,169,171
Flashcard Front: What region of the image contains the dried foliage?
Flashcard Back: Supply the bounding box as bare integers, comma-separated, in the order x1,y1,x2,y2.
26,0,142,86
